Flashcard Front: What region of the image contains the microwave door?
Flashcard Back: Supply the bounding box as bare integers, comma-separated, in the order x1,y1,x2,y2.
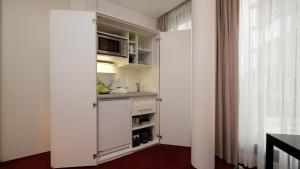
98,35,121,56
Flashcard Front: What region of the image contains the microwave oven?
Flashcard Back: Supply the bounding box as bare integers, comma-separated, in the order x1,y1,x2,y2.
97,33,128,57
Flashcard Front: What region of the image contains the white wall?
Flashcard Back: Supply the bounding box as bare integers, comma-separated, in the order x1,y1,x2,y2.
70,0,98,11
191,0,216,169
96,0,157,30
0,0,70,162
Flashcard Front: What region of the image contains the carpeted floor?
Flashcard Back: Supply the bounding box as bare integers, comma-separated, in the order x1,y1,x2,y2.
0,144,234,169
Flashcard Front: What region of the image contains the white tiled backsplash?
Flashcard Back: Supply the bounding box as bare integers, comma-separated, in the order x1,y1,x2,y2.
97,68,141,92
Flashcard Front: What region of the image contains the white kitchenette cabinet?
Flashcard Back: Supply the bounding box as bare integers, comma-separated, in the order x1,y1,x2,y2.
50,10,191,168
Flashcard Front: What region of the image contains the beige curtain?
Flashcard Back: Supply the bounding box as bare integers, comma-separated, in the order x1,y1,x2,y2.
157,14,168,32
157,0,191,32
216,0,239,166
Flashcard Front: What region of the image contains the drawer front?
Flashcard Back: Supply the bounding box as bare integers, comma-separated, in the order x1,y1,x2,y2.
132,96,156,116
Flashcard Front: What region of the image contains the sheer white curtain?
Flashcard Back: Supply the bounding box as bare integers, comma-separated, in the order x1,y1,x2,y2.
239,0,300,169
167,1,191,31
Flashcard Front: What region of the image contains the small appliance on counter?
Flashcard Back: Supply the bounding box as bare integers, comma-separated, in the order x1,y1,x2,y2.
140,132,149,144
110,87,128,94
139,117,150,124
132,116,150,127
132,129,153,147
132,133,140,147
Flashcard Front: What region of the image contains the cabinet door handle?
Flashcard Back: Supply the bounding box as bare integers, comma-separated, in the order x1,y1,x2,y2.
138,108,152,112
93,102,97,108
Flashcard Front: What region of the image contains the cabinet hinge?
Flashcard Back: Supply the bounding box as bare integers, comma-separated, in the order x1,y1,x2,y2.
156,98,162,102
93,152,100,159
156,37,161,41
92,18,97,24
156,134,162,139
93,102,97,108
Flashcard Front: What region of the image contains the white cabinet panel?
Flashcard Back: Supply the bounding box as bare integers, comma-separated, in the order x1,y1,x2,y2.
50,10,97,168
160,30,192,147
99,99,132,153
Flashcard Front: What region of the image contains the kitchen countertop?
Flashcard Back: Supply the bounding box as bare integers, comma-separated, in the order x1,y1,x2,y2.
97,92,158,99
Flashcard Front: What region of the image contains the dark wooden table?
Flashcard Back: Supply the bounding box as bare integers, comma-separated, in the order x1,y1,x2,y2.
266,134,300,169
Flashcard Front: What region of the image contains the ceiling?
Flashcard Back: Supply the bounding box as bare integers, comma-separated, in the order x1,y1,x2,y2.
108,0,186,18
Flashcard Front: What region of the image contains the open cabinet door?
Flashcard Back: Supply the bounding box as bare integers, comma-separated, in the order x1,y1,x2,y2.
160,30,192,147
50,10,97,168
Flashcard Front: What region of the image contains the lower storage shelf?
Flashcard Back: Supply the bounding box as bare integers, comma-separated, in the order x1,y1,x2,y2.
132,123,155,131
98,139,159,164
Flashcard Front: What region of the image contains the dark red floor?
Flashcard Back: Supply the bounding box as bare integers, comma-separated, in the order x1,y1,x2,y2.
0,144,234,169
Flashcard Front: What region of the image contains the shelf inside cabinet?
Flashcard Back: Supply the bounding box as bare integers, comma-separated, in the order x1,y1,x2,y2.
97,54,128,67
138,48,152,55
132,123,155,131
120,63,151,69
97,14,159,37
97,22,129,38
97,54,127,62
132,111,155,117
137,55,152,66
97,31,128,40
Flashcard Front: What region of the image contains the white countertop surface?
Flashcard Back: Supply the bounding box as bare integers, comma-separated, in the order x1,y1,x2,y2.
97,92,158,99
